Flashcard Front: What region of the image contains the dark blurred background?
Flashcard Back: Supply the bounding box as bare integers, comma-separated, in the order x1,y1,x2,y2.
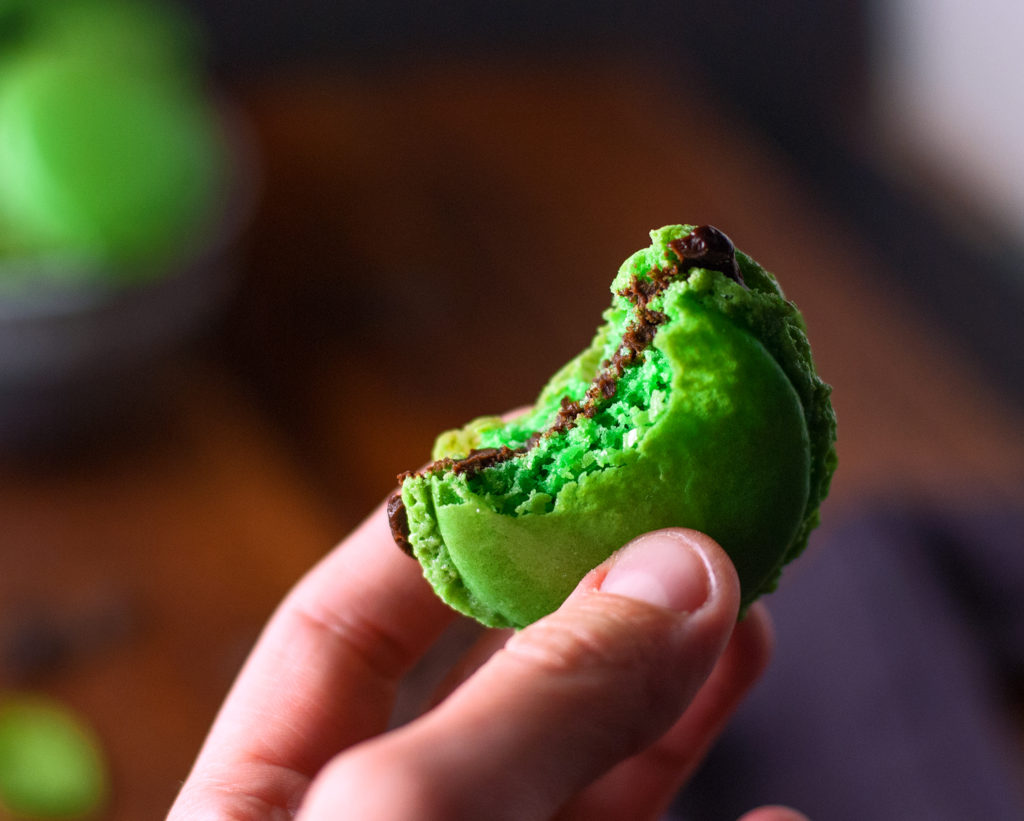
1,1,1022,819
180,0,1024,400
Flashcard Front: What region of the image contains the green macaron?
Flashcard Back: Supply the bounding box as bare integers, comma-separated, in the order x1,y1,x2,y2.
0,54,223,274
0,0,200,71
0,1,223,279
391,225,837,628
26,0,203,78
0,696,108,819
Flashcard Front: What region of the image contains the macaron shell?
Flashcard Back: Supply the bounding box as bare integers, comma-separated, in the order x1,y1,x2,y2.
0,56,222,271
424,299,810,628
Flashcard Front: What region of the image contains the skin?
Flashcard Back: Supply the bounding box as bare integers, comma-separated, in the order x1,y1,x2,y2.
168,498,809,821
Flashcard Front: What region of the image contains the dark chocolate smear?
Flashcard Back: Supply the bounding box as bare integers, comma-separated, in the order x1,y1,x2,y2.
667,224,745,286
451,446,525,475
387,490,414,556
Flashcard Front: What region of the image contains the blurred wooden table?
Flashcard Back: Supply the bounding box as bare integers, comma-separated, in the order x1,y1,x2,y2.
1,59,1021,819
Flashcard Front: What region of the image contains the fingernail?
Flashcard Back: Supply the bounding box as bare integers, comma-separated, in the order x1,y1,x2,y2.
600,531,712,613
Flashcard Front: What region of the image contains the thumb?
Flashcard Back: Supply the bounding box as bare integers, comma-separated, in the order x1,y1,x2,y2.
301,528,741,821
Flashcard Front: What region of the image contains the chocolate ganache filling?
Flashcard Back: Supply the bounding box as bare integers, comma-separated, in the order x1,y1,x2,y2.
388,225,741,552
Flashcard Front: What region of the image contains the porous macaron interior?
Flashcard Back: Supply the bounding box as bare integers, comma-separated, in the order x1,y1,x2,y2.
433,308,664,516
426,223,782,519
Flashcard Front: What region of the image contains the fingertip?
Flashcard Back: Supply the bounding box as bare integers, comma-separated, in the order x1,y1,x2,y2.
663,528,741,589
571,527,741,624
737,805,811,821
599,530,714,613
730,600,775,681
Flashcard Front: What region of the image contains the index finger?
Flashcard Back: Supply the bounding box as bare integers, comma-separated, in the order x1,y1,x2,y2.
169,498,459,819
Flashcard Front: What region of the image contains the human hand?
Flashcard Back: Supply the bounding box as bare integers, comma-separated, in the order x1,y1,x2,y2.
168,499,807,821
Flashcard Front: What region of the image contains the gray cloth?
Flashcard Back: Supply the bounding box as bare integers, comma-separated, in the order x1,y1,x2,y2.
671,502,1024,820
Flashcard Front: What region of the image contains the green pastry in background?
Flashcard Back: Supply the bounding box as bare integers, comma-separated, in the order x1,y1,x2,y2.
17,0,203,77
0,696,108,819
0,0,224,281
390,225,837,628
